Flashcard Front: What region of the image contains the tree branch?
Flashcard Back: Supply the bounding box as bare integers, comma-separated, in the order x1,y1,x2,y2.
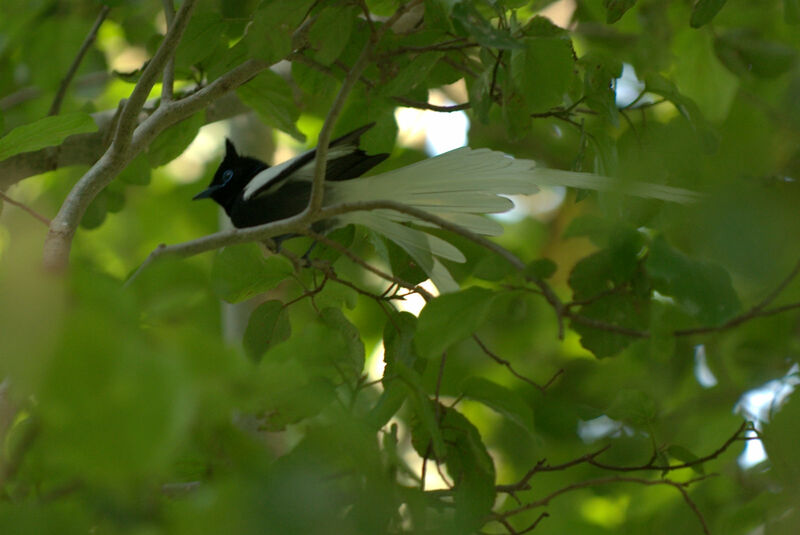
43,54,268,271
48,5,110,116
498,475,712,535
0,91,250,190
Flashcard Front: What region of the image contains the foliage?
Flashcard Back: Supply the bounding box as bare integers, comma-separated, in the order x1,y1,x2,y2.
2,0,800,534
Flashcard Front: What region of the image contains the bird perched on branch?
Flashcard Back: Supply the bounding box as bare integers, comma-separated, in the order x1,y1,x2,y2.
193,123,699,290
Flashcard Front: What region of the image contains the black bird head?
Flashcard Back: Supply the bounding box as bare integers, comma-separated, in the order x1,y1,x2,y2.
192,139,268,211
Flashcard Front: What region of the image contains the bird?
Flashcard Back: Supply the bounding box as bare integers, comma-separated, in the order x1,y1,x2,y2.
194,123,700,291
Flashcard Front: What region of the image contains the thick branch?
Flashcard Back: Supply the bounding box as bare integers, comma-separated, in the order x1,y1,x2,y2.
43,57,268,271
112,0,197,154
0,92,250,190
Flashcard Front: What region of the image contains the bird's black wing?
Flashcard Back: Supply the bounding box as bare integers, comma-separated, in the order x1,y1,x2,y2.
241,123,388,201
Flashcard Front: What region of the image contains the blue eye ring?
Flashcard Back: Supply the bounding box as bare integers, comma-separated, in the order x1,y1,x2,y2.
221,169,234,184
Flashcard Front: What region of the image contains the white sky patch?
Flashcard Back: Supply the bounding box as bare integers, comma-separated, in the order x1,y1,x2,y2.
578,415,635,443
735,362,799,469
395,90,470,156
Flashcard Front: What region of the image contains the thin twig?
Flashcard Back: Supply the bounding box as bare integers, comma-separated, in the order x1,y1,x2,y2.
0,190,52,226
392,96,470,112
499,475,712,535
675,257,800,336
303,229,432,300
472,335,554,391
48,5,110,116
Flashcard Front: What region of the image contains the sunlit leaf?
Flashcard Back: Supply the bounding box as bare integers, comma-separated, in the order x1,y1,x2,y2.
0,113,97,161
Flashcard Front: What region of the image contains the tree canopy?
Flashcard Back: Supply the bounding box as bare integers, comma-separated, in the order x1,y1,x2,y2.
1,0,800,533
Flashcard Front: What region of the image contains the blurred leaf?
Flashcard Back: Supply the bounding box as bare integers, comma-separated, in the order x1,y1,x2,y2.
403,362,447,458
245,0,316,64
366,0,401,16
667,444,705,474
581,53,622,126
572,292,649,357
646,235,740,326
211,244,293,303
0,113,97,161
384,311,420,370
511,36,575,113
787,0,800,23
606,389,657,428
762,393,800,490
381,53,443,97
118,153,151,185
237,70,305,141
452,2,523,49
175,11,227,67
526,258,557,279
461,376,535,435
604,0,637,23
439,406,495,531
243,300,291,362
644,73,717,152
318,307,365,383
690,0,727,28
415,287,496,358
715,30,798,78
568,227,644,300
147,112,204,167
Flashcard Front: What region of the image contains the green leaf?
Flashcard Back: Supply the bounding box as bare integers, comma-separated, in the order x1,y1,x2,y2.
761,393,800,488
147,112,204,167
714,30,798,78
568,227,644,300
308,5,356,65
262,311,364,388
438,406,496,531
511,36,575,113
243,300,291,362
402,362,446,459
211,244,293,303
646,235,740,326
318,307,365,383
787,0,800,24
0,112,97,161
644,73,718,152
604,0,637,23
236,70,305,141
667,444,705,474
452,2,523,50
690,0,727,28
119,153,151,185
366,0,401,16
175,11,227,67
580,53,622,127
384,312,420,370
381,53,443,97
245,0,316,64
461,377,535,435
572,293,649,357
415,287,496,358
526,258,557,279
606,389,657,428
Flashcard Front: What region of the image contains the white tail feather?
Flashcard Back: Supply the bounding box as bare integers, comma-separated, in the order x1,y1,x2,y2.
326,146,701,291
